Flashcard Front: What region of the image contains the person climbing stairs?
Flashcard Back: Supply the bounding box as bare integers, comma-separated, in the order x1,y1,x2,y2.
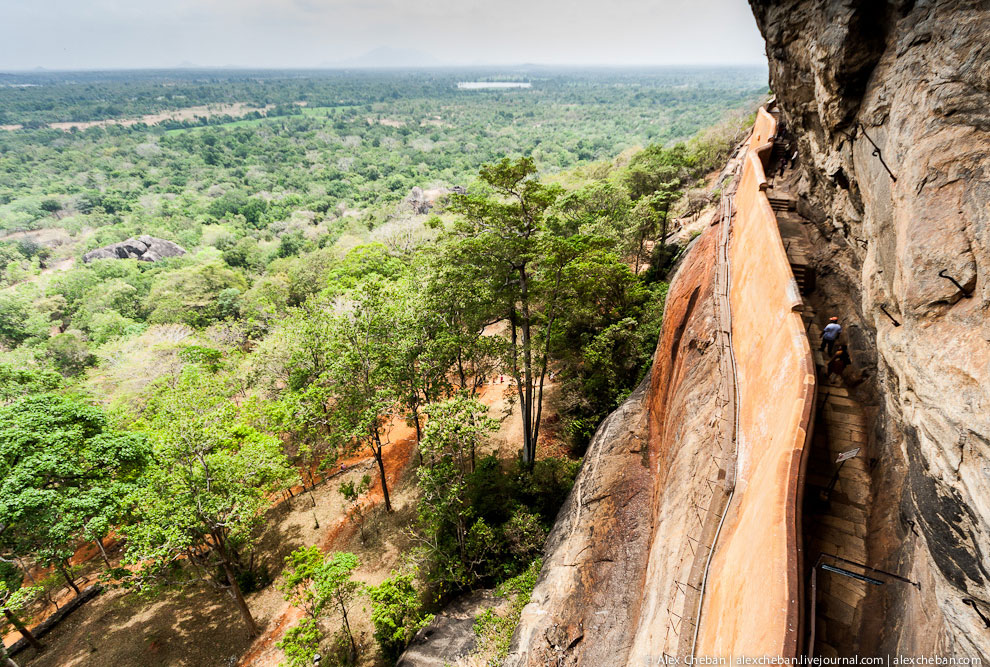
769,161,876,659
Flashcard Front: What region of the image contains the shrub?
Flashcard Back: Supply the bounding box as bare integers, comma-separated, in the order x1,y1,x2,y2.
278,617,321,667
472,559,542,663
366,571,432,662
45,331,95,376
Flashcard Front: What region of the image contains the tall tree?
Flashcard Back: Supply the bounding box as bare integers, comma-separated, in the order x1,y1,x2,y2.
0,394,148,595
278,548,363,664
323,279,405,512
393,273,457,447
422,255,503,398
444,158,601,466
122,369,296,637
415,397,498,588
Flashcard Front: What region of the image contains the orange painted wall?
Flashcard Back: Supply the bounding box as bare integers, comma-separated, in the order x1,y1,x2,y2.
694,107,816,658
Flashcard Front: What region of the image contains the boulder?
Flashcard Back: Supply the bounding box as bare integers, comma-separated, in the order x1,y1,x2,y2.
137,235,186,262
82,236,186,263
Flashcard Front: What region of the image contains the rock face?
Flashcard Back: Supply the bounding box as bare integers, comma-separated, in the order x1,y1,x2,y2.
506,371,653,666
82,235,186,263
750,0,990,657
397,590,502,666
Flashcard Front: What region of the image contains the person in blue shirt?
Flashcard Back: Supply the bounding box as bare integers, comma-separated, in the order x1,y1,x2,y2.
820,317,842,355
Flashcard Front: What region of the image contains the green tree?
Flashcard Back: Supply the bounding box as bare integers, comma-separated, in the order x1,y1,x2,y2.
0,294,30,348
0,363,61,405
122,369,296,637
147,262,248,327
421,256,502,399
631,185,682,275
366,571,431,661
39,198,62,217
444,158,608,466
44,330,95,376
391,275,458,447
0,581,42,657
278,548,363,664
0,394,148,596
277,617,322,667
415,397,498,589
317,279,406,512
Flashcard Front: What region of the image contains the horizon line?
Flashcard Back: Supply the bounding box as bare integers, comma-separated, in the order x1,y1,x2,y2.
0,62,769,74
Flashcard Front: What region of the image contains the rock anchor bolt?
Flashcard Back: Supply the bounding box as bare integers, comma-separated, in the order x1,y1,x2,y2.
938,269,974,298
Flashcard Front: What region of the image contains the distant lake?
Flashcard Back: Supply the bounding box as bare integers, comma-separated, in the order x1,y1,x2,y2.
457,82,532,90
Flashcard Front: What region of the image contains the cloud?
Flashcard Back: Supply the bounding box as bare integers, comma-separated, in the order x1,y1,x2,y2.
0,0,767,69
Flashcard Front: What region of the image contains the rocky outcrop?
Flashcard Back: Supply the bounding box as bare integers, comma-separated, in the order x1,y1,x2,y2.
749,0,990,658
82,235,186,263
506,372,653,666
397,590,502,666
507,4,989,661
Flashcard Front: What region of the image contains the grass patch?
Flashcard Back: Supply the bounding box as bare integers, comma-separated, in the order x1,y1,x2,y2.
470,558,542,665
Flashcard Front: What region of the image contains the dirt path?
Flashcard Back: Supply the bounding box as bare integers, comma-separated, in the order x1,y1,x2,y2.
238,424,419,667
41,257,74,275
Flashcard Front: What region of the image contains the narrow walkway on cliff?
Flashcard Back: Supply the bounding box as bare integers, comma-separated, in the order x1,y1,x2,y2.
766,145,876,659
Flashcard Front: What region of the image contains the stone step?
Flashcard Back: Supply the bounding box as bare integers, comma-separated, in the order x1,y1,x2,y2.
827,426,868,443
815,526,866,551
807,537,843,557
836,475,871,500
835,542,868,562
829,573,870,606
840,469,871,487
821,597,857,626
768,196,797,211
825,395,858,407
826,411,867,427
831,455,869,473
811,502,868,527
829,489,868,510
818,515,864,536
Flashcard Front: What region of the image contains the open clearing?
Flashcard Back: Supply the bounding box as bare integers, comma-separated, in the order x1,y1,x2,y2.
0,103,272,132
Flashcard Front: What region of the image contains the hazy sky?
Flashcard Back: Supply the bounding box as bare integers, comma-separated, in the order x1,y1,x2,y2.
0,0,767,70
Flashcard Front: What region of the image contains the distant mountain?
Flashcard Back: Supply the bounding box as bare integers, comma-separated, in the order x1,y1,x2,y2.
322,47,441,69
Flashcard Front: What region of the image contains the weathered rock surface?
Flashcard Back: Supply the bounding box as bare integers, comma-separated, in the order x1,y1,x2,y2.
750,0,990,657
506,372,653,666
82,235,186,263
397,590,503,667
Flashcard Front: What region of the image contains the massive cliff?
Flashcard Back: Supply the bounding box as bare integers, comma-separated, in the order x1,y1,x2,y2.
508,110,818,662
750,0,990,657
507,2,989,663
